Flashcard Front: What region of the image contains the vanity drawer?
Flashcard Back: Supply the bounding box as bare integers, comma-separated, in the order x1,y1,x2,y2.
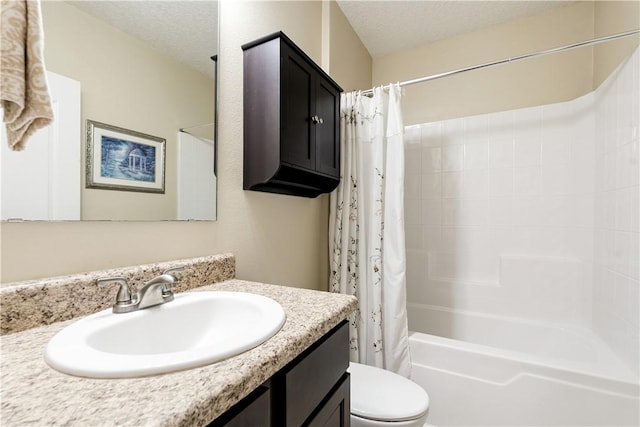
283,321,349,427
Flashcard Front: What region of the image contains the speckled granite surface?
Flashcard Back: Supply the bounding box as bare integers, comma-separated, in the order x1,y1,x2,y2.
0,279,358,426
0,253,235,335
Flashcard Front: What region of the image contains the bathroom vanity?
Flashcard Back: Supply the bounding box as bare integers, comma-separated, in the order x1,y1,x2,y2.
211,321,350,427
0,255,357,426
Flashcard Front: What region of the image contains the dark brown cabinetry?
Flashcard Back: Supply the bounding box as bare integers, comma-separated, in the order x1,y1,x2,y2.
209,386,270,427
242,32,342,198
209,321,350,427
307,376,350,427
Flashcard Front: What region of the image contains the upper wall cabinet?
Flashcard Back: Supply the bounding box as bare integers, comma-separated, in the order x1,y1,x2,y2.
242,32,342,198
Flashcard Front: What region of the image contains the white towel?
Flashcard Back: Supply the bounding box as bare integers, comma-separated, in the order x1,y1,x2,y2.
0,0,53,151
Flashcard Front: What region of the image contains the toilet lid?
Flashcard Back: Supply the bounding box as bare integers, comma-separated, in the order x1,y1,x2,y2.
348,362,430,422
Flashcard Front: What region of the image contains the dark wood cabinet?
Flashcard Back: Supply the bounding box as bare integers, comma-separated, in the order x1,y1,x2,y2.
208,386,270,427
278,319,349,427
210,321,350,427
307,375,350,427
242,32,342,198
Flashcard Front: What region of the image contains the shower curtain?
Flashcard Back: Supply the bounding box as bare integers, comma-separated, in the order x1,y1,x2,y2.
329,84,411,377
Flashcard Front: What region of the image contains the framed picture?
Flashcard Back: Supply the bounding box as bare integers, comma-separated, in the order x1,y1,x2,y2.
86,120,165,193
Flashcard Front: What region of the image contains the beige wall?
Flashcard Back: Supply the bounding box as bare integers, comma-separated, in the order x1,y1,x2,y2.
41,2,215,221
217,0,326,290
593,1,640,87
328,1,372,91
12,1,629,287
373,1,596,125
0,0,371,290
373,1,640,126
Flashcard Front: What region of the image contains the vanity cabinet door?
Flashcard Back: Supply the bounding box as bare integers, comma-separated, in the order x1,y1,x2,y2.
208,386,270,427
307,374,350,427
280,321,349,427
209,321,350,427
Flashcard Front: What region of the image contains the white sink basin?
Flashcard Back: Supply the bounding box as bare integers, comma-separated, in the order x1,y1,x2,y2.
44,291,286,378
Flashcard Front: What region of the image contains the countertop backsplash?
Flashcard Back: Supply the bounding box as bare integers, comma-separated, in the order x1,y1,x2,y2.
0,253,235,335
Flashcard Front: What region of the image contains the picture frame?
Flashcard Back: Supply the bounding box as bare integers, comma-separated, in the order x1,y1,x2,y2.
86,120,166,194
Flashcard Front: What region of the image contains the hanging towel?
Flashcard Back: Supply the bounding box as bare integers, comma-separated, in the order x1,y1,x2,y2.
0,0,53,151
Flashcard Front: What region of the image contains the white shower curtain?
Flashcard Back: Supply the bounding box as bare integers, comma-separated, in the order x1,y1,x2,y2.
329,84,411,377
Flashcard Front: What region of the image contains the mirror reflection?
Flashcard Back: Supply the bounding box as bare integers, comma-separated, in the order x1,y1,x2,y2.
1,0,218,221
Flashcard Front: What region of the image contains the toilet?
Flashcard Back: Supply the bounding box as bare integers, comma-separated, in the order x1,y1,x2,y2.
348,362,430,427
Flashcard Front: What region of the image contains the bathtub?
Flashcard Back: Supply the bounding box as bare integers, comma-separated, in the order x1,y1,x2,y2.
407,303,640,426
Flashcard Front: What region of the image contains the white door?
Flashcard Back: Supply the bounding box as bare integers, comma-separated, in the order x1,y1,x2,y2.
177,131,216,220
1,71,81,221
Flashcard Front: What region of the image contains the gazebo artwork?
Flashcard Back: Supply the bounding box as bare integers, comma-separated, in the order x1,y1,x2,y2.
100,137,156,183
128,147,149,175
86,120,165,193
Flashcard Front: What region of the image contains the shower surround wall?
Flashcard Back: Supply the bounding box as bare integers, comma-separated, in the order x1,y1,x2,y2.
405,48,639,376
593,47,639,376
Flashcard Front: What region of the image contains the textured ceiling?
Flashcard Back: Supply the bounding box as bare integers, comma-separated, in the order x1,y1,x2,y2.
66,1,218,78
65,1,574,77
336,0,574,57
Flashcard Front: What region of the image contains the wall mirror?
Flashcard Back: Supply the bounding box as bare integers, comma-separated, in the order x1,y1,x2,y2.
1,0,219,222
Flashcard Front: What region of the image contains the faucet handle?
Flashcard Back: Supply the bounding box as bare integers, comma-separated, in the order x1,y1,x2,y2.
162,267,184,278
161,267,184,290
97,277,133,304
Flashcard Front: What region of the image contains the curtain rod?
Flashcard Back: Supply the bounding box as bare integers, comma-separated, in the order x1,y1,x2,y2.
361,29,640,95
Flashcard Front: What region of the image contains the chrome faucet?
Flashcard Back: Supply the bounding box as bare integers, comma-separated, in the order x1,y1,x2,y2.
98,267,184,314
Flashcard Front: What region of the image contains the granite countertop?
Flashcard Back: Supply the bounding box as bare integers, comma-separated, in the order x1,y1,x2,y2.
0,279,358,426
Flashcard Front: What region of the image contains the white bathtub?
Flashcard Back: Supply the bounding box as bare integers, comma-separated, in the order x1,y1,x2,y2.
407,303,640,426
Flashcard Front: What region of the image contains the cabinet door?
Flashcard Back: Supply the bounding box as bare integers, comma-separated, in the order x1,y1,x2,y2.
281,43,315,171
208,386,270,427
314,78,340,177
284,322,349,427
307,374,350,427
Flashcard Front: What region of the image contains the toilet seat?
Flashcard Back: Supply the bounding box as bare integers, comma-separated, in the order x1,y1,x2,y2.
348,362,429,422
